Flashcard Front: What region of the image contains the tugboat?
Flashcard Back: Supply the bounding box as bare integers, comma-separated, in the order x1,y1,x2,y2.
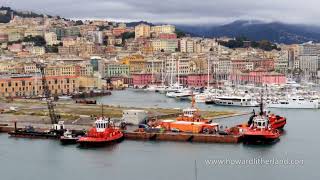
77,117,123,147
241,93,282,144
242,114,281,144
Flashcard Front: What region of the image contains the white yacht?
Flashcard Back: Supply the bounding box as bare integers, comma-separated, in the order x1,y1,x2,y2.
166,89,193,98
267,97,319,109
210,95,259,107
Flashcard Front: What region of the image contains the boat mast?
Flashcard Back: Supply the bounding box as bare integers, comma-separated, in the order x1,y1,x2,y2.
177,56,180,85
207,54,210,89
260,89,264,114
151,58,154,84
170,54,173,86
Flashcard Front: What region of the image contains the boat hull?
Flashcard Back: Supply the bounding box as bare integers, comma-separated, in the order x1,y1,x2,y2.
267,103,319,109
242,134,280,144
60,137,79,145
212,100,259,107
78,136,124,147
8,131,59,139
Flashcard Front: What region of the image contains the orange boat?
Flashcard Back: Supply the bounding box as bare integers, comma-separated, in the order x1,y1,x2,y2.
160,96,219,134
176,96,211,123
78,117,123,147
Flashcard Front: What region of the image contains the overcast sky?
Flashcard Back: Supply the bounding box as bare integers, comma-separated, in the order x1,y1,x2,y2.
1,0,319,25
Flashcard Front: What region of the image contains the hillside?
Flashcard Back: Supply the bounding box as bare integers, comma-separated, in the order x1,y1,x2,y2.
177,20,320,44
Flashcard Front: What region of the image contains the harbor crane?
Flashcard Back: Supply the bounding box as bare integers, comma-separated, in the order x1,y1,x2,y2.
35,62,60,125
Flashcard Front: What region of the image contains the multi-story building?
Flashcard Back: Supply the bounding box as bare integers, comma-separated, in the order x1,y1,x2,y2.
135,24,151,39
152,39,178,52
29,46,46,56
44,32,59,45
0,74,79,97
180,38,194,53
299,55,319,78
104,63,130,78
151,25,175,34
299,43,320,55
8,31,23,42
121,55,146,74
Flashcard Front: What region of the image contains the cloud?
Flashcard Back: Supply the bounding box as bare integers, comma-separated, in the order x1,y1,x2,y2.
1,0,320,25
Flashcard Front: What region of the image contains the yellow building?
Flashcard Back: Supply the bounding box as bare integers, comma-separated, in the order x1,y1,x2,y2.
151,25,175,34
78,76,102,91
121,55,146,74
45,32,59,45
45,64,76,76
135,24,151,39
30,46,46,56
0,74,79,97
151,39,178,52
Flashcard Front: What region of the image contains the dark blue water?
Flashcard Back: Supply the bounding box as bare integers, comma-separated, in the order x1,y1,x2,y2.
0,90,319,180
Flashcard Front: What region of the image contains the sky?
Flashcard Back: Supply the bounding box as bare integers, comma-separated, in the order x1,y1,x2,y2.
1,0,319,25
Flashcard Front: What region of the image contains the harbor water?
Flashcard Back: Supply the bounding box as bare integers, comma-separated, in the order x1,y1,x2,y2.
0,89,319,180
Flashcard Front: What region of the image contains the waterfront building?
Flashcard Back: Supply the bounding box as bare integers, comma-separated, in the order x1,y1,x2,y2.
131,73,152,86
121,55,146,74
0,74,79,97
78,76,102,91
230,69,286,85
299,55,319,79
186,74,212,87
104,63,130,78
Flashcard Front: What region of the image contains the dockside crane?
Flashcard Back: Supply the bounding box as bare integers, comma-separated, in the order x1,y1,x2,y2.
35,62,61,126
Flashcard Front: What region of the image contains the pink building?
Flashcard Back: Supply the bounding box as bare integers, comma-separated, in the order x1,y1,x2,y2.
159,33,177,39
0,33,8,43
231,69,286,85
177,74,212,87
112,28,127,36
8,43,23,53
132,73,153,86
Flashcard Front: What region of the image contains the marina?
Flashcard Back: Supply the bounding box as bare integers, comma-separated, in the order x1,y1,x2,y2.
0,91,318,180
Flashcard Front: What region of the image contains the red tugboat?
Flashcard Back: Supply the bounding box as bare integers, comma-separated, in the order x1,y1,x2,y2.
240,93,283,144
77,117,123,147
242,114,281,143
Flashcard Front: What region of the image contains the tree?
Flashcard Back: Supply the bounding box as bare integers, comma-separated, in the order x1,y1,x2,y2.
74,20,83,26
23,35,46,46
175,29,186,38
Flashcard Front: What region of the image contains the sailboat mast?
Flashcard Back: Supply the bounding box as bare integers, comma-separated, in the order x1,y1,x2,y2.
207,54,210,89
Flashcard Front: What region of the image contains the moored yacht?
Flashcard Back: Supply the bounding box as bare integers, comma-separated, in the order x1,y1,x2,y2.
207,95,259,107
267,97,319,109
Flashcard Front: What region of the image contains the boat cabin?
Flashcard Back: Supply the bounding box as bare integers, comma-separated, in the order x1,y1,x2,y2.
252,116,269,129
183,108,197,118
52,121,65,131
95,118,109,132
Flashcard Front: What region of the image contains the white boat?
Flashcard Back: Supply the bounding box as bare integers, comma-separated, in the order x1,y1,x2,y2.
211,95,259,107
267,97,319,109
58,95,72,100
166,89,193,98
155,85,168,93
144,85,158,92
